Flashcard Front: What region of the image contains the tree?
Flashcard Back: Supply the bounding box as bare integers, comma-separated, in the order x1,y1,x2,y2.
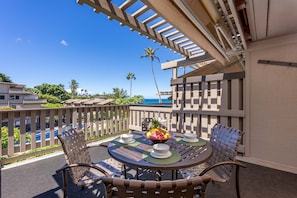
111,88,128,99
34,83,70,102
141,47,162,103
126,72,136,97
113,95,144,105
0,73,13,83
69,79,79,98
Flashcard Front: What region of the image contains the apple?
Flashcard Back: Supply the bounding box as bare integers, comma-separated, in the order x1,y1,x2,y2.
146,128,171,142
150,130,165,140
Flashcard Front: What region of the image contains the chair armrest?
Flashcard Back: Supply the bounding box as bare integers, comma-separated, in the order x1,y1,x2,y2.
56,163,69,173
199,161,246,176
56,162,112,177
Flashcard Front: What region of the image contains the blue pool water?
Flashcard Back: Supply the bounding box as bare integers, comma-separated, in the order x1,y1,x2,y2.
34,124,84,142
35,126,67,141
143,99,172,104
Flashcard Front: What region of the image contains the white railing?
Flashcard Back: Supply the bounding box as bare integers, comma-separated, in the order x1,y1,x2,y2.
129,104,173,131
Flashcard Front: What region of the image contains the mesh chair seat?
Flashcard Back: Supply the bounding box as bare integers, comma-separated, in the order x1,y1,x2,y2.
77,166,107,186
56,128,124,197
180,162,227,183
96,158,123,178
102,175,211,198
76,158,124,186
180,123,246,198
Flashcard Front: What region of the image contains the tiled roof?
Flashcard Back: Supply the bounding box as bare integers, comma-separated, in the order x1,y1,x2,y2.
64,98,114,105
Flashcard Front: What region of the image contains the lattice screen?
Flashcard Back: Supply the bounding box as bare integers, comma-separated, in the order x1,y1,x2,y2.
171,72,245,140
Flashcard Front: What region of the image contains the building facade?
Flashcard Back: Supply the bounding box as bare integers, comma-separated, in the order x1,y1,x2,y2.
0,82,46,109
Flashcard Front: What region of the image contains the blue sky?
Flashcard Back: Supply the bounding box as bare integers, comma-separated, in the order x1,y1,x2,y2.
0,0,185,98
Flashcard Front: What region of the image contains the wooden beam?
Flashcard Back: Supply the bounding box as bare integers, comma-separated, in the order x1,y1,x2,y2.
161,53,213,69
143,0,227,64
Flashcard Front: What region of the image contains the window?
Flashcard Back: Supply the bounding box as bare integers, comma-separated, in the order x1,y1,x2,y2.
10,95,20,100
0,95,5,100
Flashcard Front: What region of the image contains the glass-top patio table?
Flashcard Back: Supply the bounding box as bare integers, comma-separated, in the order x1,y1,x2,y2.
107,131,213,180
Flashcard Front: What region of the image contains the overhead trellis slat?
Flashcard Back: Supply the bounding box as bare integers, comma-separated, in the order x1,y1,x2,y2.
119,0,137,10
77,0,205,57
131,5,148,17
158,25,174,34
142,13,158,24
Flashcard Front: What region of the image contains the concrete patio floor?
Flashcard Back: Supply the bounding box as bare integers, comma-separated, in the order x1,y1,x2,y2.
1,139,297,198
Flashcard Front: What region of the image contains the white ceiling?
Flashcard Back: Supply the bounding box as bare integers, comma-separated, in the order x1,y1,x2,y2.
247,0,297,41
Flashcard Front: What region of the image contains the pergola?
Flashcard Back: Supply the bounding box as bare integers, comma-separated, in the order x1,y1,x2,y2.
77,0,247,72
77,0,297,173
77,0,297,75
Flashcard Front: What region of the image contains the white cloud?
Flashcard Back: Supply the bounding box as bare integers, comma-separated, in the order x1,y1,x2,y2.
15,37,31,44
16,37,22,43
60,39,68,46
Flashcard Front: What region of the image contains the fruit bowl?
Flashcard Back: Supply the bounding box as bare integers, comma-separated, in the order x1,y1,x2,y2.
145,128,171,144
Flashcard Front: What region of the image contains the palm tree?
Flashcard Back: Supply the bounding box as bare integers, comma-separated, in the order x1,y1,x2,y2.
112,88,127,99
126,72,136,97
69,79,78,98
0,73,13,83
141,47,162,103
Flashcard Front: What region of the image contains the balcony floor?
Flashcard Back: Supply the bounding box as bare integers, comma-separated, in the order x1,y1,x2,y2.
2,142,297,198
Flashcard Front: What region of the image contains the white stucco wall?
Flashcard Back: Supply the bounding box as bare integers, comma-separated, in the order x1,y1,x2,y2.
245,33,297,173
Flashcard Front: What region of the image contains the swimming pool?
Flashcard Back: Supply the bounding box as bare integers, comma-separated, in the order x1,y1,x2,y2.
34,124,84,142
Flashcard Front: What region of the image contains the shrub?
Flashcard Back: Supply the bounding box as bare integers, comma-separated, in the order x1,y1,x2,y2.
0,106,15,110
39,94,61,104
1,126,31,148
41,103,63,108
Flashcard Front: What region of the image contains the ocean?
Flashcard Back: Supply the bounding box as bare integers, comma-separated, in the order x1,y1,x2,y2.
143,99,172,104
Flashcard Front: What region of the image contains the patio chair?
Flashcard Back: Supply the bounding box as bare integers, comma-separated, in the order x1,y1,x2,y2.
56,128,124,198
142,117,153,131
102,175,211,198
179,123,246,198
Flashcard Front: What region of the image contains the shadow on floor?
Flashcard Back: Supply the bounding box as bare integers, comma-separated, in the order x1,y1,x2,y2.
1,148,297,198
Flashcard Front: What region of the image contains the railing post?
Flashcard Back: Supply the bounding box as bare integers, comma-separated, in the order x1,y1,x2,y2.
72,108,77,130
0,112,2,157
30,110,37,151
20,111,26,152
7,112,14,155
49,109,55,146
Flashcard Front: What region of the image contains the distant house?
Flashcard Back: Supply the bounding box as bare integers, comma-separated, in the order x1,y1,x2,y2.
0,82,47,109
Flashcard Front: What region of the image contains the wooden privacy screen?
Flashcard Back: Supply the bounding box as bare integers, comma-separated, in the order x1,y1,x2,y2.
170,72,245,140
